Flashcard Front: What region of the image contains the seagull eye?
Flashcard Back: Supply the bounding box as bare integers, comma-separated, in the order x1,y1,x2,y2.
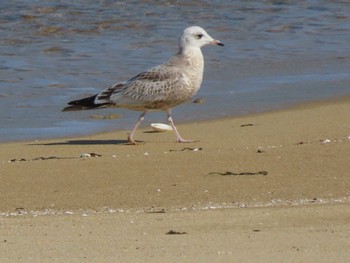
196,33,204,39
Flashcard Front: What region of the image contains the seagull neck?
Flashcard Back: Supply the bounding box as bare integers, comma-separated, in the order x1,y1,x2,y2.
178,46,202,58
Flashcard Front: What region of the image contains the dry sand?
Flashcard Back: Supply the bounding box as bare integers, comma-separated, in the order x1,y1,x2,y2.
1,96,350,262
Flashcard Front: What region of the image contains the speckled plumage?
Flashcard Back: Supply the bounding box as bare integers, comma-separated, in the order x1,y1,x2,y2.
94,43,205,110
63,26,224,144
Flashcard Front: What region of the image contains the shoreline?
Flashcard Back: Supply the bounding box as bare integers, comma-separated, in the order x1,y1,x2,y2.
2,94,349,144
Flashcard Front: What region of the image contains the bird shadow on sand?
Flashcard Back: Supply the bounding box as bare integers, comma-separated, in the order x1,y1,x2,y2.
30,139,129,146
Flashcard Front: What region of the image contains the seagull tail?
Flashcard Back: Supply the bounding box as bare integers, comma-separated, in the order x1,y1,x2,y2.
62,94,111,112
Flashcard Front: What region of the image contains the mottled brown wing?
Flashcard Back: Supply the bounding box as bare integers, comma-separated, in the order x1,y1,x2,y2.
122,68,184,101
106,67,187,109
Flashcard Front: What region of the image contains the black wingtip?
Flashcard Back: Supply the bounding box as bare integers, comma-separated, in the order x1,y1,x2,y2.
62,93,113,112
62,94,99,112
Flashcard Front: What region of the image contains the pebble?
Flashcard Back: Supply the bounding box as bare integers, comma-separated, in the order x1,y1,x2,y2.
321,139,332,144
79,153,102,158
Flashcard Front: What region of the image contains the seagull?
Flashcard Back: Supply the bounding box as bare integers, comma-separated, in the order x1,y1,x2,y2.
63,26,224,144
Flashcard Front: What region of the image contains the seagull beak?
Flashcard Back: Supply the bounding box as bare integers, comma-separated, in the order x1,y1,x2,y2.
211,39,224,46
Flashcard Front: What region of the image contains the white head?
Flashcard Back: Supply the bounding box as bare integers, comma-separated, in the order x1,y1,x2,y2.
179,26,224,49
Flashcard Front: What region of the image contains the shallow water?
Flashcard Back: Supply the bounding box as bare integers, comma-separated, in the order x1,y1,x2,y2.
1,1,350,142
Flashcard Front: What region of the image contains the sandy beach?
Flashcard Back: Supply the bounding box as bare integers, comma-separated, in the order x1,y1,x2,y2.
1,96,350,262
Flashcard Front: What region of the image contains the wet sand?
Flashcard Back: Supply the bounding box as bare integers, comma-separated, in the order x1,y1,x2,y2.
1,96,350,262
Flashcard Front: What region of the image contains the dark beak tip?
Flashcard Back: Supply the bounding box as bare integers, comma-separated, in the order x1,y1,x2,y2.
217,42,224,47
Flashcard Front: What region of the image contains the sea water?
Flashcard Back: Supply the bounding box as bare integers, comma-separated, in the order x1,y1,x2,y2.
1,0,349,141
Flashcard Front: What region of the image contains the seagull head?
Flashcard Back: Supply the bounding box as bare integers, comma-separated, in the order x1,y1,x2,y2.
180,26,224,49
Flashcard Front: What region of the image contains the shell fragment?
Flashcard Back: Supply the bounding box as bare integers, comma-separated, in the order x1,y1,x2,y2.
150,123,173,132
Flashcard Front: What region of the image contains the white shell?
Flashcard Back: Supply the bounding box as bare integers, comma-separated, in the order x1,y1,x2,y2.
150,123,173,132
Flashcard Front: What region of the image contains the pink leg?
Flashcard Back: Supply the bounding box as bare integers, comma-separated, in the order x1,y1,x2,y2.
128,111,147,144
167,109,195,143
